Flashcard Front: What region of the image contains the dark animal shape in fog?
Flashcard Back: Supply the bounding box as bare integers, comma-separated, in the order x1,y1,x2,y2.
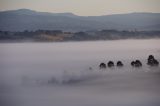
147,55,159,66
117,61,123,67
108,61,114,68
131,60,142,67
99,63,106,69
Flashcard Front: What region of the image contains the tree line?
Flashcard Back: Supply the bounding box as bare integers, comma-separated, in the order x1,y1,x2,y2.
0,29,160,42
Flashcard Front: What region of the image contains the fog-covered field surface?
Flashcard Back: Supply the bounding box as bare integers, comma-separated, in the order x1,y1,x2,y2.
0,39,160,106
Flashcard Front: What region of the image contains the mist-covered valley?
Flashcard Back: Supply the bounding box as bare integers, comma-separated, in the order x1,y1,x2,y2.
0,39,160,106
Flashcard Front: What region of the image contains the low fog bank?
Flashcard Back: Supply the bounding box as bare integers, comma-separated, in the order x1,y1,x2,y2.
1,66,160,106
0,39,160,106
9,66,160,87
2,67,160,106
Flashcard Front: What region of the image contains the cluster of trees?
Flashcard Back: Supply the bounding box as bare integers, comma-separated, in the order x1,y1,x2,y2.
67,30,160,41
0,29,160,42
0,30,64,42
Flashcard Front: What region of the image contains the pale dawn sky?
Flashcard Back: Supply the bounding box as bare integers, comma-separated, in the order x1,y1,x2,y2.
0,0,160,16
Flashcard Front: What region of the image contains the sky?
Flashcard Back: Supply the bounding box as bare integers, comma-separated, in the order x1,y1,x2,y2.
0,0,160,16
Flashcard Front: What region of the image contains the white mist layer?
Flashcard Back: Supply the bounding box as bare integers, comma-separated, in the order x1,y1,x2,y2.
0,39,160,106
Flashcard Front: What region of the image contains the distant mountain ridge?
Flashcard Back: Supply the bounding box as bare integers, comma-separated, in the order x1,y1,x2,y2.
0,9,160,31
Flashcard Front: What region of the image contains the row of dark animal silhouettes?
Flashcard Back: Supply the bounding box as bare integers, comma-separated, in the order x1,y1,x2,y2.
99,55,159,69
